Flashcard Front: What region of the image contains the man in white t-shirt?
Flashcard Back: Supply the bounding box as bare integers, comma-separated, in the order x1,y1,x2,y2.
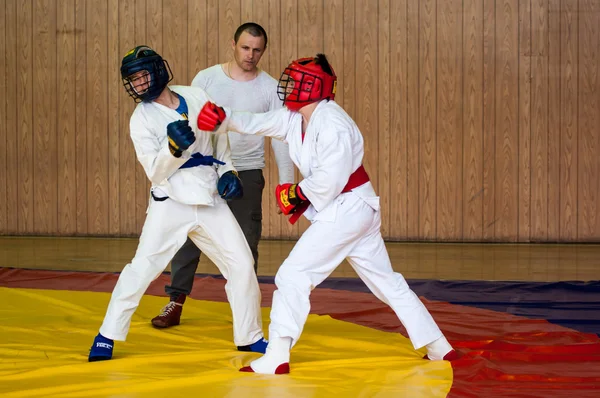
151,23,294,329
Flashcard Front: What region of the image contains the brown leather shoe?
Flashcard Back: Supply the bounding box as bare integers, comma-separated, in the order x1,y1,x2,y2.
151,294,186,328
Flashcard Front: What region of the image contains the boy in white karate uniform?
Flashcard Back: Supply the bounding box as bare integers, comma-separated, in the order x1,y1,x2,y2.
88,45,267,361
197,54,457,374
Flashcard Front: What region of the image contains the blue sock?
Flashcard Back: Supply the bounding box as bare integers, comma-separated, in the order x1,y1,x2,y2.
89,333,114,362
237,337,268,354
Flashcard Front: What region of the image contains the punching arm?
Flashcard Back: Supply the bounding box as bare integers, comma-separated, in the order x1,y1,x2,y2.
130,119,190,185
198,101,296,142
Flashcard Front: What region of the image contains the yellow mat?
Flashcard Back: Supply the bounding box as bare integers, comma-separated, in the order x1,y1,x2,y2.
0,287,452,397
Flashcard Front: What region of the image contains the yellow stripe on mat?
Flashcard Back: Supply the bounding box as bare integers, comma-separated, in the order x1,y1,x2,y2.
0,287,452,398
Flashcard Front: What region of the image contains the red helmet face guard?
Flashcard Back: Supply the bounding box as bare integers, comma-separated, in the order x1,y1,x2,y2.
277,57,337,111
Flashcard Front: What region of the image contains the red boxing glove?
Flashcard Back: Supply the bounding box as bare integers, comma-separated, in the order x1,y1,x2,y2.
275,183,308,215
197,101,226,131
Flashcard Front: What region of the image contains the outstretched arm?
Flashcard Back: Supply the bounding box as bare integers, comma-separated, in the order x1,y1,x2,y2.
197,101,299,142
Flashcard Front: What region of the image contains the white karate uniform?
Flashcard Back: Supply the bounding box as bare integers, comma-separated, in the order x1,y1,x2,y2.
99,86,262,346
220,100,443,349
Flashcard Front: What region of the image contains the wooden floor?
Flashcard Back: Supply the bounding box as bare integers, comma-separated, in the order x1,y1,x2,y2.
0,236,598,282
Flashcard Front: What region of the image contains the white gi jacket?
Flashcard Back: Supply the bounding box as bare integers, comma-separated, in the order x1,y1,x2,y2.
220,100,380,222
130,85,235,205
214,100,445,353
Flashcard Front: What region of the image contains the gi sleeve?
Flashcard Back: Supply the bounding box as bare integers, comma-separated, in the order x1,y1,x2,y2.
129,114,187,186
218,107,296,143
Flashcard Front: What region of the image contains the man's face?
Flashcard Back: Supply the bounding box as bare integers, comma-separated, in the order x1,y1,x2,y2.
127,70,151,95
232,31,266,72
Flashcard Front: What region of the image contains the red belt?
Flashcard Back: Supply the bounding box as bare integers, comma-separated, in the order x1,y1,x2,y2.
288,165,370,225
341,165,369,193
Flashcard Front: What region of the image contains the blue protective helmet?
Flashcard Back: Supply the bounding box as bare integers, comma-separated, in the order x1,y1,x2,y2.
120,45,172,103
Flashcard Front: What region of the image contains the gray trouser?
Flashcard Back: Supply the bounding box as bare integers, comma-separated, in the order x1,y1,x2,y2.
165,169,265,297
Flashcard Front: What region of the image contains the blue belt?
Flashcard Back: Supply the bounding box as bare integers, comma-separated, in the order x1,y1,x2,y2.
180,152,226,169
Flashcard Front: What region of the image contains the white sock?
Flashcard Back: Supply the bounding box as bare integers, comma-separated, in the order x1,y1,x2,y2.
249,336,292,374
425,336,453,360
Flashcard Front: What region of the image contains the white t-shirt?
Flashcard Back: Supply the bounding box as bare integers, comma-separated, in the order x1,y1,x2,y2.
191,65,294,183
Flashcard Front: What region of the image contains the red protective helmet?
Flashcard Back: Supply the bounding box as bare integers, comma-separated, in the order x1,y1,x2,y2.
277,54,337,111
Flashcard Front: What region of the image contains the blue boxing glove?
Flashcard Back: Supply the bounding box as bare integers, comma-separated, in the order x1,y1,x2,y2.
167,120,195,157
217,171,243,200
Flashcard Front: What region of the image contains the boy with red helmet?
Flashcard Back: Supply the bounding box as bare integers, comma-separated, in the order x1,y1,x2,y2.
197,53,457,374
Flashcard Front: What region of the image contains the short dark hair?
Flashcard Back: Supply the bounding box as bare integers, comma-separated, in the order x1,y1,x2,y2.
315,53,334,76
234,22,268,48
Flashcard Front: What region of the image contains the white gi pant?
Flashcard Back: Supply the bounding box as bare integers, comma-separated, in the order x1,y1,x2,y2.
269,192,443,349
99,195,263,346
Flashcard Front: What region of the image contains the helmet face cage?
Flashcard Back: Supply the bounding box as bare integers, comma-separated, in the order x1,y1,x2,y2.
121,56,173,103
277,67,324,110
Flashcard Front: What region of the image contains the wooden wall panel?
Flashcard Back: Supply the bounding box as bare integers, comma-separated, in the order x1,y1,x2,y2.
108,0,120,235
547,0,561,240
218,0,240,67
0,2,7,232
206,0,219,67
462,0,484,240
356,0,378,219
325,0,343,107
377,0,391,237
437,0,463,240
188,0,208,77
518,0,532,242
57,0,77,234
482,0,496,241
2,0,600,243
530,0,549,241
74,0,87,234
164,0,189,85
495,0,519,241
406,0,420,239
17,0,34,233
241,0,252,23
578,0,600,241
419,0,437,239
33,0,58,234
342,0,355,119
390,0,408,239
146,0,163,67
118,0,137,236
4,0,19,234
560,0,578,241
86,0,109,234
